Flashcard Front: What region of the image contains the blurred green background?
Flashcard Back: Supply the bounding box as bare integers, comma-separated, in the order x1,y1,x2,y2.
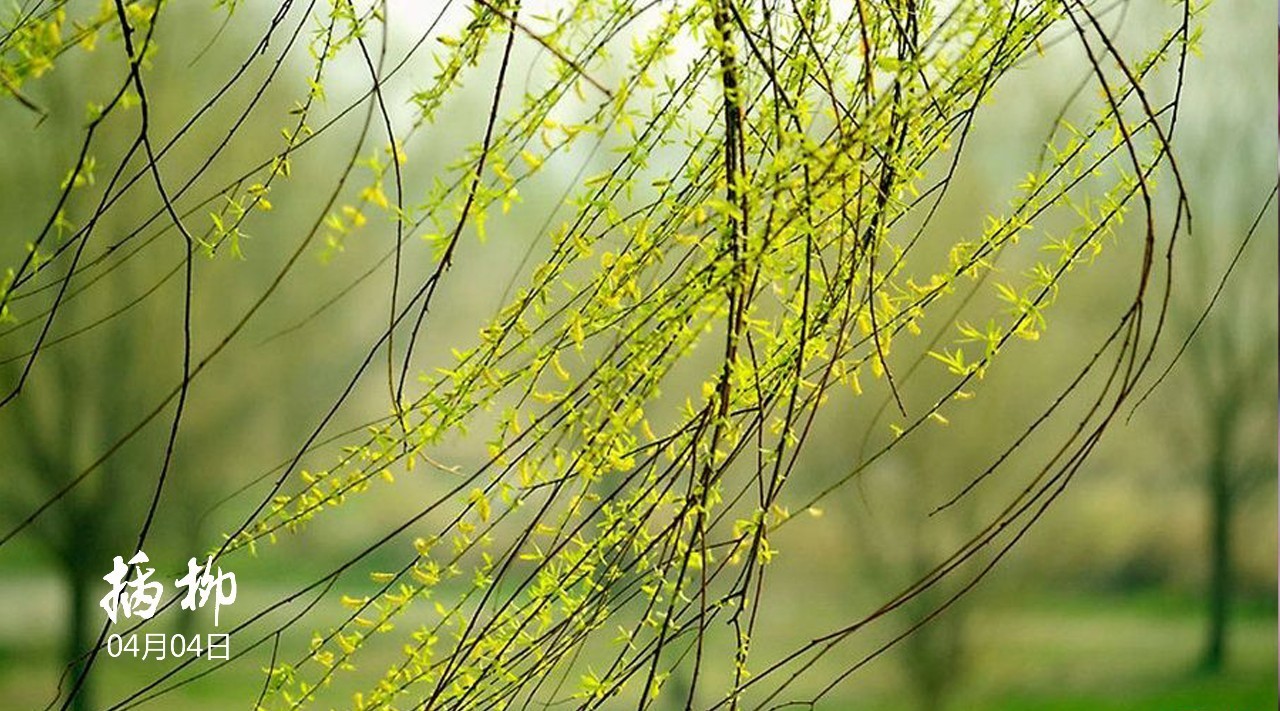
0,1,1274,709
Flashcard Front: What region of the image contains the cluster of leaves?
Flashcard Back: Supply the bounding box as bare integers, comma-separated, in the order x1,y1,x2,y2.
0,0,1197,709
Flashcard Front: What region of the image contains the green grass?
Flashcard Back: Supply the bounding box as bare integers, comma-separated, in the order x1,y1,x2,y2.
0,583,1274,710
919,591,1277,711
983,673,1276,711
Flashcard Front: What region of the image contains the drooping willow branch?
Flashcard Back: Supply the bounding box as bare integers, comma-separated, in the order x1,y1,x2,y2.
0,1,1203,710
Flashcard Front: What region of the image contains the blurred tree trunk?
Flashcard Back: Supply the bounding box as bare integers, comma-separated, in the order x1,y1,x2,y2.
1200,398,1236,673
63,533,96,711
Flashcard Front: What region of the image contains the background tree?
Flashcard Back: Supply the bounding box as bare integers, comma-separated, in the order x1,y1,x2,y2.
1166,158,1277,677
0,4,366,708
